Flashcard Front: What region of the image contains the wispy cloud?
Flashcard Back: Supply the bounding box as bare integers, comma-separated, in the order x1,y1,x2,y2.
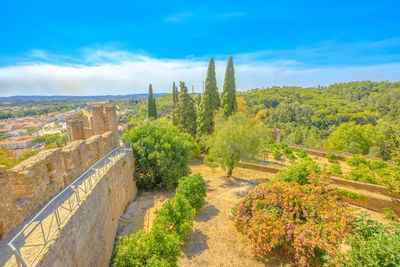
164,12,194,22
1,38,400,96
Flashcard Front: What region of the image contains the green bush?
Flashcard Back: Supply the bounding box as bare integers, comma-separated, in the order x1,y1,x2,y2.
346,154,368,167
175,174,206,211
123,120,199,190
114,172,207,266
297,149,308,159
325,151,341,163
114,228,181,267
345,165,378,184
275,159,321,185
336,213,400,267
329,162,343,176
152,195,195,241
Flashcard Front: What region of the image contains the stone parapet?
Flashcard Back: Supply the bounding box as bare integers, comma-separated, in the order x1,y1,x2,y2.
0,130,120,240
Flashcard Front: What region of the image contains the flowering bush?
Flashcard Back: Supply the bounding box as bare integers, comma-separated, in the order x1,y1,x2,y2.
235,174,355,266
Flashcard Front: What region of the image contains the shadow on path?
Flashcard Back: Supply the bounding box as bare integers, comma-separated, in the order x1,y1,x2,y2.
195,204,219,222
182,230,209,259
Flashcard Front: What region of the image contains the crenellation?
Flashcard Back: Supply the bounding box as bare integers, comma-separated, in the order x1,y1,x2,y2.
0,104,123,240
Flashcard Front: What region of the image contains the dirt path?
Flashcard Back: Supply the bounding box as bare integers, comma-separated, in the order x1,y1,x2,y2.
178,160,296,267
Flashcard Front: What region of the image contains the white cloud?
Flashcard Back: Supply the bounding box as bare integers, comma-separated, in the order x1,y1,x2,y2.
0,49,400,96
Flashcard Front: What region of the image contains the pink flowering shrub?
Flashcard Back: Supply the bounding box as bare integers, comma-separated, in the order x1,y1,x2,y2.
235,174,355,266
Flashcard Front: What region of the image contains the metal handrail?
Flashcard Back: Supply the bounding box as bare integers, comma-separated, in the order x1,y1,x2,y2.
8,142,132,267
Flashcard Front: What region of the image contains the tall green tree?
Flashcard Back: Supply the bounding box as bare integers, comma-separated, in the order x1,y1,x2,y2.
172,82,197,136
172,82,178,108
147,84,157,119
197,58,220,135
221,56,237,117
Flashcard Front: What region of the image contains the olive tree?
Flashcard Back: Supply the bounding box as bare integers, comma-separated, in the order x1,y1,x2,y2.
205,112,264,176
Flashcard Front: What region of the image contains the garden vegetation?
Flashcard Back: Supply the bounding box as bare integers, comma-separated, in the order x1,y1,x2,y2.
114,174,207,266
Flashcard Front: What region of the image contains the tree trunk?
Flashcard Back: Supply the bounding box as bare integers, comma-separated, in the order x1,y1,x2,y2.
227,167,233,177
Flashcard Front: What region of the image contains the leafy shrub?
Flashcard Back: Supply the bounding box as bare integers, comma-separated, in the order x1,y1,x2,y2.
114,172,207,266
329,162,343,176
336,213,400,267
297,149,308,159
235,174,354,266
114,228,181,267
346,154,368,167
325,152,341,163
382,208,397,221
345,165,377,184
123,120,199,190
368,159,389,170
175,174,206,211
152,195,195,241
274,159,321,185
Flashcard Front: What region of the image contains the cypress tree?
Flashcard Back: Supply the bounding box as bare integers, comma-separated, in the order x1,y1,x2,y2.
221,56,237,117
172,81,178,107
197,58,220,135
147,84,157,119
172,82,197,136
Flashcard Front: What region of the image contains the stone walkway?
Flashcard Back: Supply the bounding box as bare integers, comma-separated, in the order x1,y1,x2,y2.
0,151,125,267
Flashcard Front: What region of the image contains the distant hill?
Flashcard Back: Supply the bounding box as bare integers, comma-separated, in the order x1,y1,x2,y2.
0,93,167,103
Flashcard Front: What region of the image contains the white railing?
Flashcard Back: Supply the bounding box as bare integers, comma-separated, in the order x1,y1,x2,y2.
8,142,132,267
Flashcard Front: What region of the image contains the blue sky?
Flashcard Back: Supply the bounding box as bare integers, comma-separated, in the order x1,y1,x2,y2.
0,0,400,96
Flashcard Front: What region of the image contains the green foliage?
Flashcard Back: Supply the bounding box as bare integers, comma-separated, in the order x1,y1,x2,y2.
0,149,39,169
296,149,308,159
329,162,343,176
147,84,158,119
345,165,377,184
343,155,400,193
346,154,368,167
336,189,369,201
172,82,178,108
205,112,264,176
274,159,321,185
235,175,355,266
336,213,400,267
175,173,206,211
123,119,199,190
325,151,341,162
33,133,68,147
114,228,181,267
221,56,237,117
153,195,195,241
382,208,397,221
197,58,220,136
172,82,197,136
114,172,207,267
272,148,282,160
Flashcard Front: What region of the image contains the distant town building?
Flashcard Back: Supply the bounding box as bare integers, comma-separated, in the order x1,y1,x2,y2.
0,135,35,150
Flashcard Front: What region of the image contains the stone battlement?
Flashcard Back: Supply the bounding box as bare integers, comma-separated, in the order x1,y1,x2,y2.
0,105,120,240
66,104,118,144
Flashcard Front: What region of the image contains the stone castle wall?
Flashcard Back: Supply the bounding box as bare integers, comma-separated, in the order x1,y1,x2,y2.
37,149,135,267
0,105,120,240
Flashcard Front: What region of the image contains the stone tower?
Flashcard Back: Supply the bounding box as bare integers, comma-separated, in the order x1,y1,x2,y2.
66,104,118,145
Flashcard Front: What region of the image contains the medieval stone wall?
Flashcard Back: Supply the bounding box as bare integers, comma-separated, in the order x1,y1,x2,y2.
0,105,121,240
37,149,135,267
